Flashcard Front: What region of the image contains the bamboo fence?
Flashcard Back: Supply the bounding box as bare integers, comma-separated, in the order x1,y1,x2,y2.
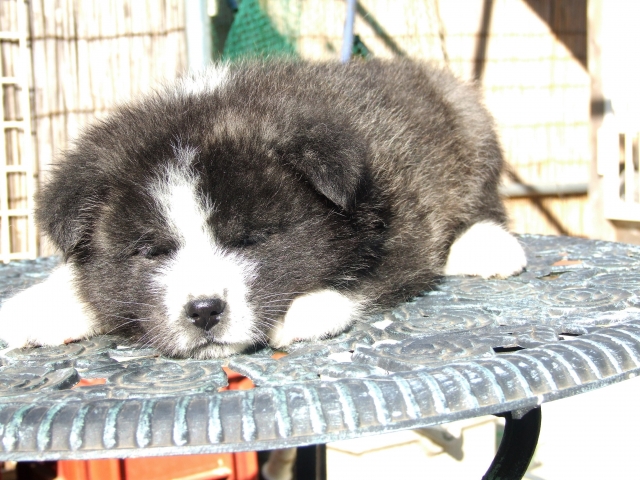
30,0,187,185
29,0,186,256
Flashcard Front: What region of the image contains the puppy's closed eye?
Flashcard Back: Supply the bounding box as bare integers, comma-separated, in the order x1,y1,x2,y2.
135,245,175,260
231,232,272,248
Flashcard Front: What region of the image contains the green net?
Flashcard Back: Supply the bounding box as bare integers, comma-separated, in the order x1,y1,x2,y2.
222,0,300,60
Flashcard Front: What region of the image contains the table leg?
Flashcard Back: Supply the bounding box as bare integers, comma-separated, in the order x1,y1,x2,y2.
482,407,542,480
295,444,326,480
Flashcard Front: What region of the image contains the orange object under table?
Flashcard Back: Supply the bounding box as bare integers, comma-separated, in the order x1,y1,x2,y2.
56,370,258,480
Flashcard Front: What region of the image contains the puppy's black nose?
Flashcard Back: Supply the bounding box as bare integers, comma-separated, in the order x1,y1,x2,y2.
185,298,226,331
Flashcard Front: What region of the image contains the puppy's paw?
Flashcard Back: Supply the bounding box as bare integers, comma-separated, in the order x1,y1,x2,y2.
444,221,527,279
269,289,363,349
0,264,97,349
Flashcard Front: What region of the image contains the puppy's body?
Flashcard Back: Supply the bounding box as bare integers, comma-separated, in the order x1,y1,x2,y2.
0,60,526,358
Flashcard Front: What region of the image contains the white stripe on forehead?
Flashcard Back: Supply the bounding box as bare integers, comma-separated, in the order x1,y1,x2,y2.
152,165,206,243
166,181,210,246
160,169,211,246
150,152,257,349
151,147,212,246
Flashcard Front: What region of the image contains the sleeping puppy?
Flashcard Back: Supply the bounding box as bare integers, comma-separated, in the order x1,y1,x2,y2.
0,60,526,358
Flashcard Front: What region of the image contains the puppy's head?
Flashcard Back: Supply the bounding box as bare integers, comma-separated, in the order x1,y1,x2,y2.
37,69,383,358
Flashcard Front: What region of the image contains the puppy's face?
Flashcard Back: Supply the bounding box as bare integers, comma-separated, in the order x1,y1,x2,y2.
78,151,360,358
36,69,384,358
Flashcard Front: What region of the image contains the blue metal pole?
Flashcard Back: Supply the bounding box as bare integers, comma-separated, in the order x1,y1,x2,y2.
341,0,357,63
185,0,212,71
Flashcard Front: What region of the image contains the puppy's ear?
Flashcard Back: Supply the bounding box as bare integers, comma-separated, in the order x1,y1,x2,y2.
36,151,105,259
285,123,369,212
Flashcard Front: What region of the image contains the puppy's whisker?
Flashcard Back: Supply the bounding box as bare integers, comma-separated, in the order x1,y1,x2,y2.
108,299,156,308
258,298,295,305
136,324,168,347
99,319,149,336
104,314,154,322
253,291,302,300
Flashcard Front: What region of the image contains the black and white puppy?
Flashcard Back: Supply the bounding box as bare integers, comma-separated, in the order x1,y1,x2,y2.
0,60,526,358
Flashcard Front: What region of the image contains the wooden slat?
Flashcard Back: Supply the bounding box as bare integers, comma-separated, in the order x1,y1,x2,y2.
625,132,635,203
4,165,30,173
0,0,15,261
0,209,32,216
636,134,640,204
0,32,20,40
17,0,36,258
0,73,9,263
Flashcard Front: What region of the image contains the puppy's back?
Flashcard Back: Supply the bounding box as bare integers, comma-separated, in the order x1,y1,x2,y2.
275,60,507,303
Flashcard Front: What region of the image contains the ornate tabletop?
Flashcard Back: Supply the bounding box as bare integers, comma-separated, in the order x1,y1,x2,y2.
0,235,639,461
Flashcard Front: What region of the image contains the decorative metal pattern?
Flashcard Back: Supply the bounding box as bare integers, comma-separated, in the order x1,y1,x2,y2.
0,235,639,460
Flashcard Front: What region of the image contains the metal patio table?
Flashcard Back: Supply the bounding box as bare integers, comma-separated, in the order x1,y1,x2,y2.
1,235,639,479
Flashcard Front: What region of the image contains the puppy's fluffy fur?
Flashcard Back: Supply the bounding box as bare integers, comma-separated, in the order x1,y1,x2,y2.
0,60,526,358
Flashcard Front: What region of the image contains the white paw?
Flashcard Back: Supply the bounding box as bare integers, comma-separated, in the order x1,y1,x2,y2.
444,221,527,279
269,289,363,348
0,264,97,349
